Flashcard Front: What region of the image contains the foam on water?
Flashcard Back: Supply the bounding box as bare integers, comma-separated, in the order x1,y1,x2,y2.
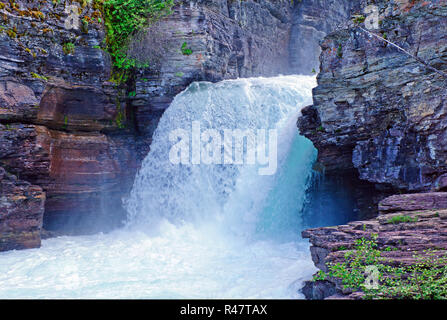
0,75,318,299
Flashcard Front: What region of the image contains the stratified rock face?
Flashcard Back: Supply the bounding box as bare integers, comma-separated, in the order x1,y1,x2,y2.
0,167,45,251
379,192,447,213
301,192,447,299
298,0,447,192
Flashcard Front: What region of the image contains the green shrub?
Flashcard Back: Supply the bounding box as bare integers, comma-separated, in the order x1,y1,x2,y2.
102,0,174,70
31,72,48,81
386,215,418,224
337,44,343,58
352,15,366,24
314,235,447,299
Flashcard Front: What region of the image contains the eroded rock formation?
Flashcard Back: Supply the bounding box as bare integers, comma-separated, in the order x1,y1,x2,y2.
298,0,447,299
302,192,447,299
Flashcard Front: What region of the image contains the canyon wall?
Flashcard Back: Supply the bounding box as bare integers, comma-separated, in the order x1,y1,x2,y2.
0,0,140,250
289,0,355,74
298,0,447,299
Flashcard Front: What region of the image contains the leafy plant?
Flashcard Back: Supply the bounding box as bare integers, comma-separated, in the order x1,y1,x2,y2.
63,115,69,129
62,42,75,55
181,41,192,55
115,108,125,129
314,235,447,299
352,15,366,24
337,44,343,58
102,0,174,71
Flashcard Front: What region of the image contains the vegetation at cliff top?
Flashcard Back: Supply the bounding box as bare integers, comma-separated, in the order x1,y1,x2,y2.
101,0,174,71
314,235,447,299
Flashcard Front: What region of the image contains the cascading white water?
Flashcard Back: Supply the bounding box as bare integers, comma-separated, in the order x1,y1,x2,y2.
125,76,316,232
0,75,318,299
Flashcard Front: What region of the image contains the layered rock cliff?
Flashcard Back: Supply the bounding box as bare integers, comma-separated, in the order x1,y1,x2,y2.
0,166,45,250
289,0,355,74
298,0,447,192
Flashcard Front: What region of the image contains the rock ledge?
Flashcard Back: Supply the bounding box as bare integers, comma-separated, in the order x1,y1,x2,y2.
301,192,447,299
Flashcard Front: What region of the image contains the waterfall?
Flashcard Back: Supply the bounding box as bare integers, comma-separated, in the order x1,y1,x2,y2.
125,75,317,237
0,75,319,299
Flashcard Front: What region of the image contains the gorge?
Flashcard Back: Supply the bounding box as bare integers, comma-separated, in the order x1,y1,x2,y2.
1,0,447,299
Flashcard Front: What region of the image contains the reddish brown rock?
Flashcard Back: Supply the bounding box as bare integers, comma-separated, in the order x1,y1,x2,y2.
37,79,120,132
40,129,139,233
0,0,140,243
0,167,45,251
298,0,447,192
0,80,39,121
0,123,139,234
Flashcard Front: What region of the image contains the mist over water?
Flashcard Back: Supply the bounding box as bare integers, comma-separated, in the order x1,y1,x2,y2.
0,76,321,299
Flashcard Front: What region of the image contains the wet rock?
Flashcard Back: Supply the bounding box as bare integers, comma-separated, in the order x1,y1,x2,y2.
40,129,140,234
37,79,119,132
0,81,39,121
379,192,447,213
302,280,336,300
0,123,139,234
